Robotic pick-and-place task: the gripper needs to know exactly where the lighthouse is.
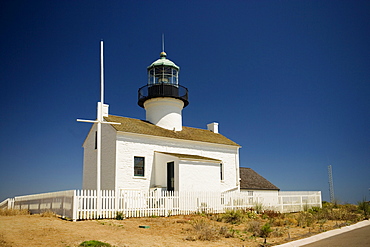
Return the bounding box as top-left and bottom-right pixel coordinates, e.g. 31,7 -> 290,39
138,51 -> 189,131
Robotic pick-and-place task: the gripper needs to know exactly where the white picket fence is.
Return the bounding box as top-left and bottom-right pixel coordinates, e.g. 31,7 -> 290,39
0,190 -> 321,221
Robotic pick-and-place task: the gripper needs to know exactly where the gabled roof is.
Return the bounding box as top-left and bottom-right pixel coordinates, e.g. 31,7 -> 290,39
104,115 -> 240,147
156,151 -> 221,163
239,167 -> 279,191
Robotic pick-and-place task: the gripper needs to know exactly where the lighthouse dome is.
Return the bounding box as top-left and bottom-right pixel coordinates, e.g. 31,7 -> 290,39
147,52 -> 179,70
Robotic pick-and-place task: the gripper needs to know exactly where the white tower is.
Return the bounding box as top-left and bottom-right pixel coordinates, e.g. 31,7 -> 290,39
138,51 -> 189,131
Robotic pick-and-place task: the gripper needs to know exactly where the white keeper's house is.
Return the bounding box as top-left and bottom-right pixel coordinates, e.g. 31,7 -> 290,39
82,50 -> 277,195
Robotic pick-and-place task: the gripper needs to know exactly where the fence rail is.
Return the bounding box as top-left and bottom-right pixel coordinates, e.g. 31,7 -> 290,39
0,190 -> 321,221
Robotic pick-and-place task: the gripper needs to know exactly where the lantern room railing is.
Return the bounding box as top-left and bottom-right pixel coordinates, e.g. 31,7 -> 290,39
138,84 -> 189,108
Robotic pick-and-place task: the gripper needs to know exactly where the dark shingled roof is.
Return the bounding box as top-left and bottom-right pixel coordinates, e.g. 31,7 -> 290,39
239,167 -> 279,190
104,115 -> 240,146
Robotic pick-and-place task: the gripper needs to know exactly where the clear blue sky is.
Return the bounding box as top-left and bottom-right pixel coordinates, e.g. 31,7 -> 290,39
0,1 -> 369,204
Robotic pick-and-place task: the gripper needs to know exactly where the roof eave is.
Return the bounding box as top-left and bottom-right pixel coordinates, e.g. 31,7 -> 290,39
241,188 -> 280,191
115,129 -> 241,148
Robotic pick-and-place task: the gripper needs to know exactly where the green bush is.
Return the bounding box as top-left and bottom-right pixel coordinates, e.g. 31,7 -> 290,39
253,203 -> 263,214
308,206 -> 321,214
79,240 -> 112,247
358,199 -> 370,220
115,211 -> 125,220
260,223 -> 273,245
219,210 -> 246,224
297,212 -> 314,227
244,209 -> 258,219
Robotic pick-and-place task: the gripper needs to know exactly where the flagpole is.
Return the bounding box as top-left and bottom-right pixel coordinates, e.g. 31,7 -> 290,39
77,41 -> 120,219
100,41 -> 104,104
96,41 -> 104,218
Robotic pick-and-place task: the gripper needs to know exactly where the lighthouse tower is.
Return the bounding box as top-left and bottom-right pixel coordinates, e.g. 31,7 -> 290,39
138,51 -> 189,131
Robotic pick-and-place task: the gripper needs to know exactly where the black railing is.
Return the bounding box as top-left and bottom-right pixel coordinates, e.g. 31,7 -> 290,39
138,84 -> 189,108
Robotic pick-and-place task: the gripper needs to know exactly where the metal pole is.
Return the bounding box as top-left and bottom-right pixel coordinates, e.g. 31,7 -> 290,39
328,165 -> 335,203
96,41 -> 105,218
100,41 -> 104,104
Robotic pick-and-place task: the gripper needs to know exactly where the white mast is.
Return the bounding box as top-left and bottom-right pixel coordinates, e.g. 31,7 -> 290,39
77,40 -> 120,218
100,41 -> 104,104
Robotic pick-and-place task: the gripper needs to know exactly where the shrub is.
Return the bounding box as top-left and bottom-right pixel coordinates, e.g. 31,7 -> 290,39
286,217 -> 298,226
253,202 -> 263,214
343,204 -> 358,213
329,208 -> 352,221
219,226 -> 230,237
271,218 -> 284,227
263,210 -> 280,219
115,211 -> 125,220
260,223 -> 273,244
308,206 -> 321,214
79,240 -> 112,247
221,227 -> 238,239
186,218 -> 221,241
358,199 -> 370,220
219,210 -> 246,224
271,227 -> 285,237
244,209 -> 258,219
297,212 -> 314,227
246,220 -> 262,236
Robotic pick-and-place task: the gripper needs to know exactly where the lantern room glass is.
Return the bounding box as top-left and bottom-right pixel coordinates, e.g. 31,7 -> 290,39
148,66 -> 178,87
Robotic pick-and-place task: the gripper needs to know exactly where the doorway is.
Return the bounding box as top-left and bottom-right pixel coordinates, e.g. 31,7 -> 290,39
167,162 -> 174,191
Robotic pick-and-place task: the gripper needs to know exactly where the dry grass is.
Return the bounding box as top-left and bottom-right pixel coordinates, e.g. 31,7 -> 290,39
39,210 -> 58,217
186,218 -> 223,241
216,209 -> 246,224
0,234 -> 12,247
0,208 -> 29,216
0,202 -> 367,247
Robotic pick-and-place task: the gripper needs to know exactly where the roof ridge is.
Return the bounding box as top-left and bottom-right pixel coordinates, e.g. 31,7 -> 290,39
104,115 -> 240,147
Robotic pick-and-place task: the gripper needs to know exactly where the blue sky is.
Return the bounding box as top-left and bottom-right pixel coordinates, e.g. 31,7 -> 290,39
0,0 -> 369,204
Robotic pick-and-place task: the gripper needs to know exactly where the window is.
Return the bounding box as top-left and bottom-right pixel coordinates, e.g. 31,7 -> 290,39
94,131 -> 97,149
220,163 -> 224,180
134,157 -> 145,177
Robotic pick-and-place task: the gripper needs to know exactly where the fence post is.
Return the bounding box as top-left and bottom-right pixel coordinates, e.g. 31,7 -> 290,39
8,198 -> 14,209
72,190 -> 78,222
165,191 -> 169,217
115,189 -> 119,218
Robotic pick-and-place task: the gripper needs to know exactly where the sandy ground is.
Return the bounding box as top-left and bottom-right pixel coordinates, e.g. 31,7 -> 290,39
0,214 -> 343,247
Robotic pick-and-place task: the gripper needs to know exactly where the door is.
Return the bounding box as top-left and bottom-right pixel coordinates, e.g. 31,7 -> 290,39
167,162 -> 174,191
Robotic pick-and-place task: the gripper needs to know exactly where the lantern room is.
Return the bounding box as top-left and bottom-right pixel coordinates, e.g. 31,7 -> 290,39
138,52 -> 189,108
148,51 -> 179,86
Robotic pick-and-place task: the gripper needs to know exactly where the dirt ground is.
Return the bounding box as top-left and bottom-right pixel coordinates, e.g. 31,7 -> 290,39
0,214 -> 344,247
